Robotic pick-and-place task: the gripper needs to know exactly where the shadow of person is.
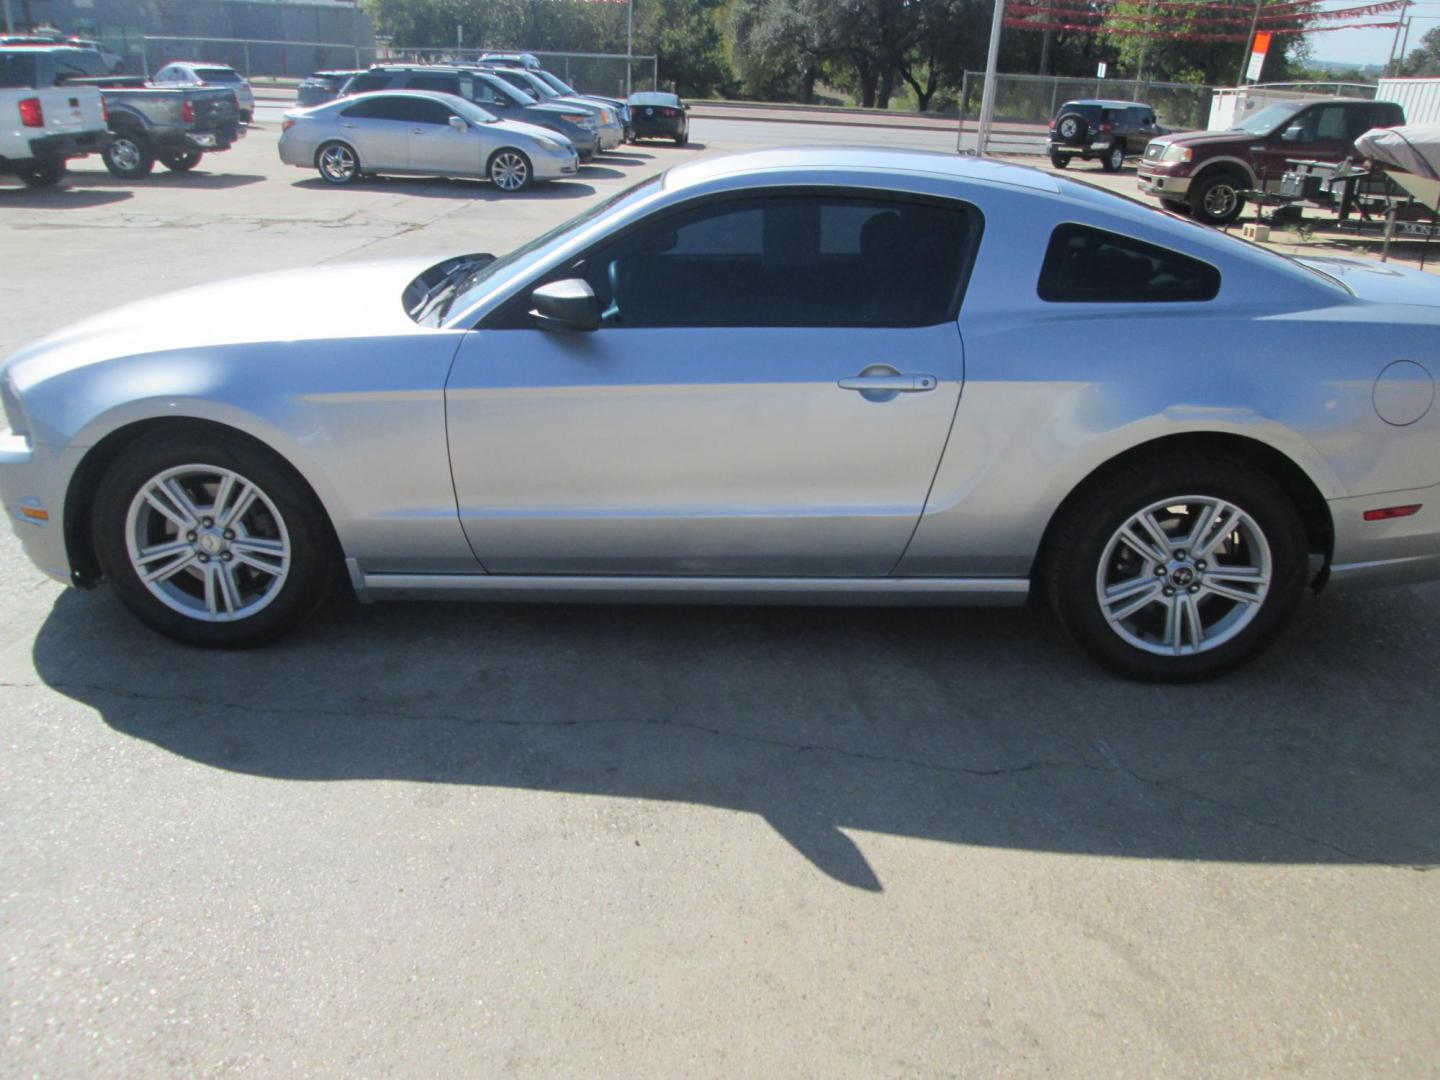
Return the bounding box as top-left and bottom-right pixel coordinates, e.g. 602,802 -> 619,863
28,582 -> 1440,889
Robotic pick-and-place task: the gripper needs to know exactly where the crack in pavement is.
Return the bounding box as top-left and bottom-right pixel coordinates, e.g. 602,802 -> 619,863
1,677 -> 1430,870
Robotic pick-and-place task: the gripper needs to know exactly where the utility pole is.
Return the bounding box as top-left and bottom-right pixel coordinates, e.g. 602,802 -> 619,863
1,0 -> 12,35
1237,0 -> 1263,85
1388,13 -> 1407,73
975,0 -> 1006,156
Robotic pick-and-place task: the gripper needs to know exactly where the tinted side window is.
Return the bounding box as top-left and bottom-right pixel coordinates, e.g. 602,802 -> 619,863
406,97 -> 455,125
1038,224 -> 1219,303
576,195 -> 976,329
405,73 -> 458,94
346,73 -> 390,94
341,96 -> 410,121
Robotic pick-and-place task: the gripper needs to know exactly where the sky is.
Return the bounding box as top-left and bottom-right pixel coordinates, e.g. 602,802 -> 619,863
1306,0 -> 1440,66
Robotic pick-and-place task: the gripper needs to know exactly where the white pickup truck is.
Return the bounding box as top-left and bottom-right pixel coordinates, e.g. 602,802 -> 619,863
1,47 -> 110,187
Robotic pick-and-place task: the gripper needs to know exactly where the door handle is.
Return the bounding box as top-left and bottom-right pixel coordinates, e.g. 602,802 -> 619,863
837,373 -> 938,392
411,127 -> 426,134
341,122 -> 357,128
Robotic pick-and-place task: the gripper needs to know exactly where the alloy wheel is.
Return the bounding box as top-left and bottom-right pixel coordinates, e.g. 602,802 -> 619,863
1095,495 -> 1272,657
319,144 -> 356,182
124,464 -> 292,622
490,151 -> 529,191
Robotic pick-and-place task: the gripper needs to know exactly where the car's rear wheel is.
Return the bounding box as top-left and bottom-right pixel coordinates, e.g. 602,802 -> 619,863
92,429 -> 336,647
160,151 -> 203,172
1102,142 -> 1126,172
1160,197 -> 1191,215
1191,172 -> 1246,226
16,159 -> 65,187
1047,455 -> 1307,681
1049,150 -> 1071,169
674,132 -> 687,145
488,148 -> 532,192
104,132 -> 155,179
316,141 -> 361,185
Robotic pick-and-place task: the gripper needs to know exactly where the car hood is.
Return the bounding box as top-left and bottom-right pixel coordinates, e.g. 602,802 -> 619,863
1150,129 -> 1255,148
3,256 -> 441,392
529,101 -> 590,119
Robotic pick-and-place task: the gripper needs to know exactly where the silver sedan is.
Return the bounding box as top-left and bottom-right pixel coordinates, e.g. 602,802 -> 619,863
2,148 -> 1438,680
278,90 -> 579,192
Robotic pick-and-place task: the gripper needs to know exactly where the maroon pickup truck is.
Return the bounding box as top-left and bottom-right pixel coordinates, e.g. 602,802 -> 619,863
1137,98 -> 1405,226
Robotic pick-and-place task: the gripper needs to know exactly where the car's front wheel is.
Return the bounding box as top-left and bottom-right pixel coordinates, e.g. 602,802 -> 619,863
1047,454 -> 1308,681
1191,171 -> 1246,226
1160,198 -> 1191,215
104,132 -> 155,179
92,428 -> 336,647
488,148 -> 532,192
1102,142 -> 1126,172
316,141 -> 362,185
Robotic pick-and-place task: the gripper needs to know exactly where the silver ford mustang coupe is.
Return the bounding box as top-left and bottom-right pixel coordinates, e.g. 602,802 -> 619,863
2,148 -> 1437,680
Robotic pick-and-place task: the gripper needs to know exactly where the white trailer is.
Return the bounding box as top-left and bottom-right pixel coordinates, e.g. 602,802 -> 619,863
1375,78 -> 1440,125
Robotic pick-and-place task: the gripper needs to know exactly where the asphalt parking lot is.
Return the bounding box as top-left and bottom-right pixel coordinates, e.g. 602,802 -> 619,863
2,112 -> 1438,1077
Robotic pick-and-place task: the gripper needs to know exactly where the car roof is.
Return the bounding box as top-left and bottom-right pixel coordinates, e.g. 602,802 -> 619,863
332,89 -> 470,106
663,147 -> 1062,196
1061,99 -> 1150,109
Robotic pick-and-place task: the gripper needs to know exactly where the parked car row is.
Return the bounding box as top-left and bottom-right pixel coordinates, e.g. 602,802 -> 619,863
279,60 -> 692,193
1050,94 -> 1411,227
1,46 -> 253,186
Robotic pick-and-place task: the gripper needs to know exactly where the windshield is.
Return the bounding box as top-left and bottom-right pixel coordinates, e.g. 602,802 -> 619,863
1231,101 -> 1305,135
440,175 -> 663,326
452,96 -> 498,124
539,71 -> 575,96
490,77 -> 536,106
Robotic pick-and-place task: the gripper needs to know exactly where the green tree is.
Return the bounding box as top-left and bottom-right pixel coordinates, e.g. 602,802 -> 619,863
1401,26 -> 1440,76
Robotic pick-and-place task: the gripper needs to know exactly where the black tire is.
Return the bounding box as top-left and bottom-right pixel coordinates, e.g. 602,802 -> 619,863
91,427 -> 337,648
1055,111 -> 1089,147
103,132 -> 155,179
488,148 -> 533,192
1160,198 -> 1191,216
16,159 -> 65,187
1191,171 -> 1246,227
674,131 -> 687,145
315,141 -> 362,185
159,150 -> 203,172
1049,149 -> 1071,169
1101,141 -> 1126,173
1045,452 -> 1308,682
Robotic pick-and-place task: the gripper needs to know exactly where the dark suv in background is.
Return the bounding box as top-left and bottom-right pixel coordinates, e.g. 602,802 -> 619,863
1049,99 -> 1166,173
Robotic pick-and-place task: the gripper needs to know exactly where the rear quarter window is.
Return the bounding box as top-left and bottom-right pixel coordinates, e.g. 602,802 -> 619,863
1039,223 -> 1220,303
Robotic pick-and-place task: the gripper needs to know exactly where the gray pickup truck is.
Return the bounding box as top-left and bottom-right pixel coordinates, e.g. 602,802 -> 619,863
22,46 -> 244,178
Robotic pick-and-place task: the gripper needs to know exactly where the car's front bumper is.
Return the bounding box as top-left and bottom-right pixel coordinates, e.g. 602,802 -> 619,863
532,144 -> 580,180
1137,165 -> 1192,198
0,430 -> 72,585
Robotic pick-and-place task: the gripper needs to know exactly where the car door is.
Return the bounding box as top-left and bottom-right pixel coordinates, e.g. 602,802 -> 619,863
401,96 -> 478,176
445,191 -> 976,577
1254,103 -> 1354,189
336,96 -> 412,169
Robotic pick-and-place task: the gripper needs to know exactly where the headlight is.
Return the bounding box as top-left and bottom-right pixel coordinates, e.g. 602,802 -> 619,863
1161,144 -> 1193,163
559,112 -> 595,129
535,136 -> 565,152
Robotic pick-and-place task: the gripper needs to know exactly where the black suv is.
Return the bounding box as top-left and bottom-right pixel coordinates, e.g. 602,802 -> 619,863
1049,99 -> 1166,172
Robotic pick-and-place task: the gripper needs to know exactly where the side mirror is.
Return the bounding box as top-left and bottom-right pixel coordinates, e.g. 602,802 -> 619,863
531,278 -> 600,333
448,115 -> 467,131
1281,125 -> 1302,142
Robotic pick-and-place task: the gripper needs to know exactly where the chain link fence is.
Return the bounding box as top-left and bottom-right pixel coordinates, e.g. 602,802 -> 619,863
956,72 -> 1215,155
141,37 -> 656,98
144,35 -> 376,78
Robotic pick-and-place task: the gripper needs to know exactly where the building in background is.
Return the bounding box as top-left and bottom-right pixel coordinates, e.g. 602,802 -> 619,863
4,0 -> 375,76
